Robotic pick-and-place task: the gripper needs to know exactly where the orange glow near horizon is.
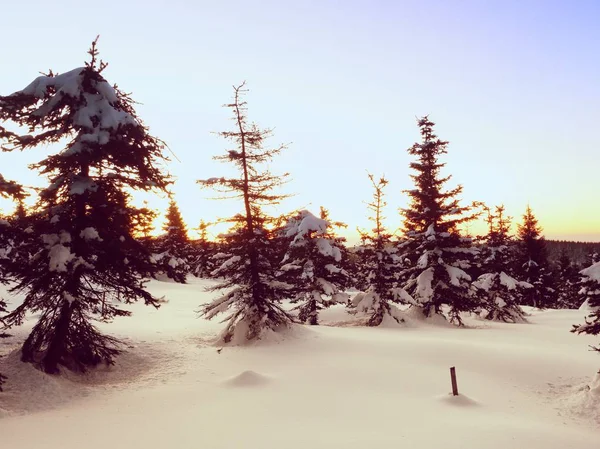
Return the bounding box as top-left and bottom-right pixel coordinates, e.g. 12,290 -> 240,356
1,156 -> 599,246
0,2 -> 598,244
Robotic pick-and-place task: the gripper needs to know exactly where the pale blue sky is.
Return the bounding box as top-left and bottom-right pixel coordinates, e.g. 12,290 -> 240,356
1,0 -> 599,241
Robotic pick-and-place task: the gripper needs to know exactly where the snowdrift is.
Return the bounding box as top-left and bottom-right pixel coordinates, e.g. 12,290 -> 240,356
1,279 -> 599,449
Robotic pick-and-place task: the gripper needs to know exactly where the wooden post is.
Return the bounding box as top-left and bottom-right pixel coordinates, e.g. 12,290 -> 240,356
450,366 -> 459,396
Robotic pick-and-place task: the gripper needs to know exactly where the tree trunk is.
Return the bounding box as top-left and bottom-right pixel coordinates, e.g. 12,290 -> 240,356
42,300 -> 75,374
308,296 -> 318,325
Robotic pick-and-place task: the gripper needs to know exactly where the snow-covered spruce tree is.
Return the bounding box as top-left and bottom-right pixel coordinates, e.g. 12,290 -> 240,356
0,173 -> 27,265
190,220 -> 216,278
0,174 -> 26,280
555,250 -> 581,309
151,198 -> 190,283
514,206 -> 555,308
586,251 -> 600,267
0,298 -> 7,390
399,116 -> 479,325
350,174 -> 409,325
0,175 -> 25,390
197,82 -> 293,343
279,209 -> 349,325
269,212 -> 300,271
473,205 -> 529,322
571,262 -> 600,350
343,247 -> 364,291
317,206 -> 352,277
0,39 -> 171,374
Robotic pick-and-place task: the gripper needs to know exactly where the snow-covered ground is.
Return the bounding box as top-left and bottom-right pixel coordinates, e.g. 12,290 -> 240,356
1,277 -> 599,448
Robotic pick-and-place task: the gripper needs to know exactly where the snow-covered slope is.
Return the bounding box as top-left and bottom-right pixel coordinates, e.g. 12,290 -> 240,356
1,277 -> 599,448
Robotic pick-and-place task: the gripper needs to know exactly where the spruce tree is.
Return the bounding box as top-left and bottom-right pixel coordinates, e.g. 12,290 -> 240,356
555,249 -> 580,309
0,298 -> 7,390
473,205 -> 529,322
350,174 -> 409,325
134,201 -> 157,240
190,220 -> 216,278
515,206 -> 555,308
0,39 -> 171,374
197,82 -> 293,343
279,209 -> 349,325
584,251 -> 600,268
571,262 -> 600,350
0,174 -> 24,390
0,175 -> 26,271
269,213 -> 297,269
400,116 -> 478,325
151,198 -> 189,283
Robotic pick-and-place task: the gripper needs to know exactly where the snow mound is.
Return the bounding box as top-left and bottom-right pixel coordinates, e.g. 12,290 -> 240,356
402,305 -> 454,327
0,342 -> 183,416
0,350 -> 89,415
377,310 -> 408,328
553,373 -> 600,425
223,370 -> 271,387
437,393 -> 480,407
589,372 -> 600,396
212,321 -> 311,347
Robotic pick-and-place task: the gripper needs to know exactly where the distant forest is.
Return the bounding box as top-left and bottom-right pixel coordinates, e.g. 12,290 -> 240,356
546,241 -> 600,266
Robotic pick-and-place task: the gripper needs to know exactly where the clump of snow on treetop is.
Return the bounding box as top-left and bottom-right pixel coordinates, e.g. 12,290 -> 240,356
16,67 -> 137,157
20,67 -> 85,99
284,210 -> 341,262
285,210 -> 328,241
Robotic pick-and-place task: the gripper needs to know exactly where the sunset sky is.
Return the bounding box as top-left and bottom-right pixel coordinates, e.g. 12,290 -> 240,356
0,0 -> 598,242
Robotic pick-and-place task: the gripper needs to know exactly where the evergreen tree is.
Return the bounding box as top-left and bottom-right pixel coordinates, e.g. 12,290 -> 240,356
279,209 -> 349,325
0,39 -> 171,374
134,201 -> 157,240
0,174 -> 24,390
269,212 -> 298,271
0,174 -> 25,201
585,251 -> 600,266
151,198 -> 189,283
0,175 -> 26,270
473,205 -> 529,322
515,206 -> 555,308
14,198 -> 27,221
197,82 -> 293,343
399,116 -> 479,325
133,202 -> 158,268
350,174 -> 409,325
163,198 -> 188,242
555,249 -> 580,309
571,262 -> 600,350
190,220 -> 216,278
0,298 -> 7,391
341,246 -> 363,291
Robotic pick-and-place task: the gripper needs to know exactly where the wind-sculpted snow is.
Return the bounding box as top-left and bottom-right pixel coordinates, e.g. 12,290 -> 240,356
1,279 -> 599,449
